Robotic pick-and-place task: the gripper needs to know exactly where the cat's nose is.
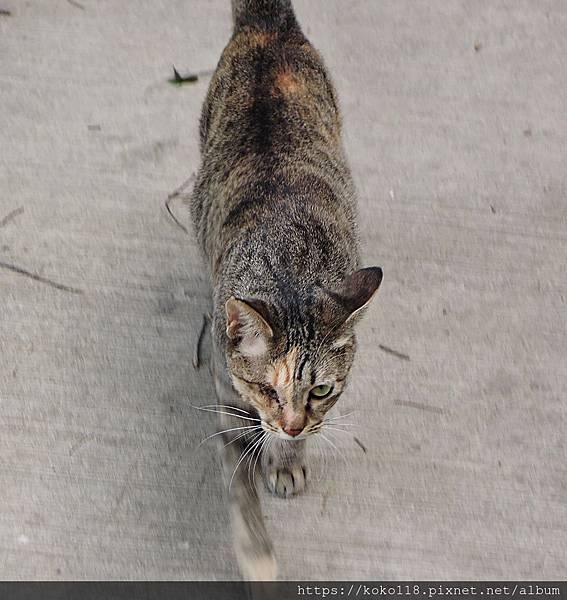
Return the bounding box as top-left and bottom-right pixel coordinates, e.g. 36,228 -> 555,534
281,405 -> 306,437
283,424 -> 304,437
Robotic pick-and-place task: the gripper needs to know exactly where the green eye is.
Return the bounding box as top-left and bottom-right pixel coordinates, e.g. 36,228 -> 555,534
310,384 -> 333,398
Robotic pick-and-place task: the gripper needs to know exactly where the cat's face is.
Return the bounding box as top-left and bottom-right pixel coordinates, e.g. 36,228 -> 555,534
224,267 -> 382,439
228,328 -> 356,440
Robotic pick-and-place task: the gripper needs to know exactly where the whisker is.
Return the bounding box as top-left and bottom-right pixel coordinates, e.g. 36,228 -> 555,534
322,425 -> 357,435
317,433 -> 338,468
229,432 -> 265,492
228,430 -> 263,490
197,404 -> 252,416
189,404 -> 261,422
246,434 -> 263,486
311,435 -> 327,483
249,431 -> 271,487
261,435 -> 276,487
319,432 -> 347,465
323,429 -> 351,465
198,424 -> 261,448
243,432 -> 268,489
310,420 -> 357,433
323,426 -> 368,457
223,428 -> 258,448
251,435 -> 266,487
326,411 -> 356,421
262,423 -> 278,434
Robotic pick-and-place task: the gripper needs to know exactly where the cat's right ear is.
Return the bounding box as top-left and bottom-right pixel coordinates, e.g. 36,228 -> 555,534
325,267 -> 383,326
225,297 -> 273,357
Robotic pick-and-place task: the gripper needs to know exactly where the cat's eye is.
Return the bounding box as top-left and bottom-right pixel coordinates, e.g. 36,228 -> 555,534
310,384 -> 333,399
260,384 -> 280,404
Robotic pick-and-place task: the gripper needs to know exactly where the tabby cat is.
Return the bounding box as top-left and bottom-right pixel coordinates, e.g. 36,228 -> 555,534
190,0 -> 383,580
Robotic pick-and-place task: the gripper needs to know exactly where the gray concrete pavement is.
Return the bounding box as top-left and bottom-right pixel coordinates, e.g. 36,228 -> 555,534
1,0 -> 566,580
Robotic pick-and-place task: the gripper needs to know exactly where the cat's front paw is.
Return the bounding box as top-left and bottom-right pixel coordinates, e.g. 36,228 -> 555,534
264,464 -> 307,498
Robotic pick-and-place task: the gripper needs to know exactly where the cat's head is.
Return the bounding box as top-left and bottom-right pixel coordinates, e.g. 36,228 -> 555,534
224,267 -> 383,439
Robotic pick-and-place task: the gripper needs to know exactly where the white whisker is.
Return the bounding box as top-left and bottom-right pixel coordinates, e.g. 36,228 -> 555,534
197,404 -> 252,416
327,411 -> 355,421
323,429 -> 351,465
322,425 -> 356,435
189,404 -> 261,422
244,432 -> 268,488
312,435 -> 328,483
229,431 -> 265,492
262,436 -> 277,485
223,428 -> 258,447
228,430 -> 263,490
198,424 -> 261,448
317,433 -> 338,467
250,432 -> 272,487
319,432 -> 347,465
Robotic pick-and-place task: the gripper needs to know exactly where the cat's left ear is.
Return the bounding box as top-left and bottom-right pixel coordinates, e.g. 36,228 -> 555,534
225,297 -> 274,357
329,267 -> 383,326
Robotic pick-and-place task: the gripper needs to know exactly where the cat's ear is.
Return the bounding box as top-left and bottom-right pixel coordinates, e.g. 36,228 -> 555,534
225,297 -> 274,357
328,267 -> 383,326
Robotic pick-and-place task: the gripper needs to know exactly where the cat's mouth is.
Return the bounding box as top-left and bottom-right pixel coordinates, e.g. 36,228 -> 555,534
261,421 -> 301,440
261,420 -> 318,441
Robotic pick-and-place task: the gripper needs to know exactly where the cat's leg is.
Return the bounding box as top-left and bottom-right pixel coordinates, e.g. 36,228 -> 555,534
212,357 -> 277,581
261,438 -> 307,498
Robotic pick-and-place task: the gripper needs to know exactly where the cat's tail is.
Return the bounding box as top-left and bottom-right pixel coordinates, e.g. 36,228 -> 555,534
231,0 -> 298,32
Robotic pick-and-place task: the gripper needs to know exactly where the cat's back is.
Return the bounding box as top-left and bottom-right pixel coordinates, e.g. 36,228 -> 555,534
192,0 -> 358,281
200,2 -> 340,154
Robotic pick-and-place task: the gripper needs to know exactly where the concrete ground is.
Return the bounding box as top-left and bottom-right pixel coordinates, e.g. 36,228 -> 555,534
1,0 -> 566,581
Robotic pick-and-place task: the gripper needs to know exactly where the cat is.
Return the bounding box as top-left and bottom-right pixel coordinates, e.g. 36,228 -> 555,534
190,0 -> 383,580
